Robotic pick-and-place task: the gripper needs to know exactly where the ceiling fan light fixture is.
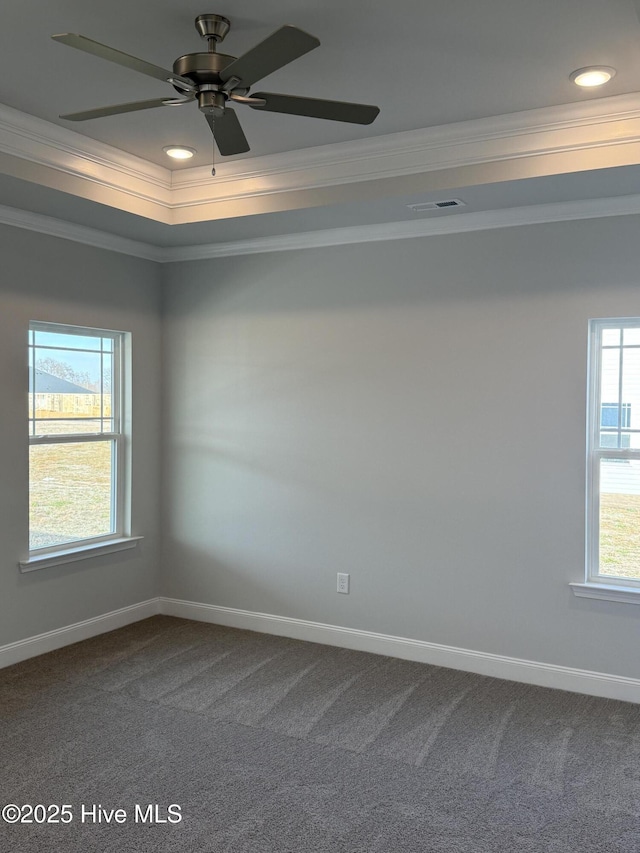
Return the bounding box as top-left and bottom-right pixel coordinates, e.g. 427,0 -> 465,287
570,66 -> 616,88
163,145 -> 197,160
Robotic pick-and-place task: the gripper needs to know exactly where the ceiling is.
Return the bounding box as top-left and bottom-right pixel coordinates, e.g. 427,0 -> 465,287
2,0 -> 640,250
5,0 -> 640,166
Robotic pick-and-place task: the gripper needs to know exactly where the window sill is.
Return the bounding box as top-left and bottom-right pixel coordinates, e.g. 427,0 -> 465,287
19,536 -> 144,573
570,581 -> 640,605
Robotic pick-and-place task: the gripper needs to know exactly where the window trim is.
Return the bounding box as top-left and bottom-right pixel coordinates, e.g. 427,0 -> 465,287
24,321 -> 139,568
19,536 -> 143,573
584,317 -> 640,592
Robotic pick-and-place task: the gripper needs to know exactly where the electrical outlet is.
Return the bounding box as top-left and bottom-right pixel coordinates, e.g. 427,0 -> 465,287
337,572 -> 350,594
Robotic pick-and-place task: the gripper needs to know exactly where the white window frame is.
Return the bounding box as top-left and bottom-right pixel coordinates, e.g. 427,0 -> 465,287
577,318 -> 640,600
20,321 -> 140,572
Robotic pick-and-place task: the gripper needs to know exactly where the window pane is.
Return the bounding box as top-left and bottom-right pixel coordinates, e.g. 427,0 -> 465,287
602,328 -> 621,347
33,419 -> 103,436
31,346 -> 105,433
103,350 -> 113,422
599,458 -> 640,580
32,330 -> 103,351
623,327 -> 640,346
599,347 -> 621,448
31,394 -> 102,432
622,347 -> 640,431
600,347 -> 619,401
33,347 -> 99,392
28,348 -> 34,422
29,441 -> 114,550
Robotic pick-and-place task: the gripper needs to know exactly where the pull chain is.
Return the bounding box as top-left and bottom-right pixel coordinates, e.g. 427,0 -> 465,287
211,119 -> 216,176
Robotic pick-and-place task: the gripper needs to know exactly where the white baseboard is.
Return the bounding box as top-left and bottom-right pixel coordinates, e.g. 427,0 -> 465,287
0,598 -> 161,669
160,597 -> 640,704
3,595 -> 638,704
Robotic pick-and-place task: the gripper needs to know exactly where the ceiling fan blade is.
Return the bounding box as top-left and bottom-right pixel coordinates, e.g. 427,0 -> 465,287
52,33 -> 194,91
205,108 -> 250,155
219,25 -> 319,89
250,92 -> 380,125
60,97 -> 185,121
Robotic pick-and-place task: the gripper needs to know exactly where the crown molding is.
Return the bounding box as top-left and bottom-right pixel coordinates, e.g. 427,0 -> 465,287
2,93 -> 640,225
158,193 -> 640,262
0,203 -> 163,261
0,103 -> 170,192
170,91 -> 640,195
0,103 -> 168,185
167,92 -> 640,222
0,190 -> 640,263
3,192 -> 640,264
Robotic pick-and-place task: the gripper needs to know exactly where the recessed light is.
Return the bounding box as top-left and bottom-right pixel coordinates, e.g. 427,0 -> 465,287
570,66 -> 616,88
162,146 -> 197,160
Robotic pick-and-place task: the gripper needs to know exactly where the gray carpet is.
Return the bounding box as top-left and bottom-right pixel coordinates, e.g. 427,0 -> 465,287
1,616 -> 639,852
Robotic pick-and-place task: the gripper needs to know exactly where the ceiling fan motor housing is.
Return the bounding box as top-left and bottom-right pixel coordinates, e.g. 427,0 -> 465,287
173,14 -> 239,105
173,51 -> 234,88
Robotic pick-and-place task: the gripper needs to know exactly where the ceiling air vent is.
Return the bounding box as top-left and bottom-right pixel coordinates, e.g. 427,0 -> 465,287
406,199 -> 466,213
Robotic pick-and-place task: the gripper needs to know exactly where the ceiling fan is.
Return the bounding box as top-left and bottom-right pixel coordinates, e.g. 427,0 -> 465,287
52,14 -> 380,168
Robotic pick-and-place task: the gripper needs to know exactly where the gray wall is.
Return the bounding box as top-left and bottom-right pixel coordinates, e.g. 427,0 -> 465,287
0,225 -> 161,645
162,217 -> 640,679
